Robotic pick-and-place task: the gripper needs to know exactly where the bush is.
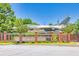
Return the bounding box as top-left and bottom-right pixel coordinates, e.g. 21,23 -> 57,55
53,34 -> 58,42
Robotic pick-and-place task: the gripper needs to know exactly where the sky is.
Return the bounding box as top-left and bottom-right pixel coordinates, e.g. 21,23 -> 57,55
10,3 -> 79,25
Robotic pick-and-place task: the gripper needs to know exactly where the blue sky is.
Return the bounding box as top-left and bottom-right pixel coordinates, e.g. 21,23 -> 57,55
10,3 -> 79,25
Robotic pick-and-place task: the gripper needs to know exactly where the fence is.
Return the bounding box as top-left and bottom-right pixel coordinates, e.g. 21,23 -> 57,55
0,31 -> 79,43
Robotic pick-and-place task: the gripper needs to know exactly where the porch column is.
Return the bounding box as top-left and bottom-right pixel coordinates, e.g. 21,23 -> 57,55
4,31 -> 7,43
68,33 -> 71,42
35,32 -> 38,43
50,32 -> 53,42
58,32 -> 63,42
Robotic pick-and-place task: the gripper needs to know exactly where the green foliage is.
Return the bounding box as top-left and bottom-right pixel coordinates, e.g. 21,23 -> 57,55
22,18 -> 38,25
53,34 -> 58,42
32,22 -> 38,25
0,3 -> 38,33
74,19 -> 79,34
23,18 -> 32,24
63,24 -> 75,33
0,3 -> 15,22
0,3 -> 16,32
14,18 -> 28,33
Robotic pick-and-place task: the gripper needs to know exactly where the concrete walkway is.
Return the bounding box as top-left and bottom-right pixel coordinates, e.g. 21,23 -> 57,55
0,45 -> 79,56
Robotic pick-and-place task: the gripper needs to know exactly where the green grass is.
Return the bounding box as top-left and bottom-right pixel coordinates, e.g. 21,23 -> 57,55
0,42 -> 14,45
0,41 -> 78,45
23,42 -> 77,45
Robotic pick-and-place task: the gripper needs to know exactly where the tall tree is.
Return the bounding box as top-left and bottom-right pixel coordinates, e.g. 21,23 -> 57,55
23,18 -> 32,24
23,18 -> 38,25
14,18 -> 28,33
49,23 -> 53,25
60,16 -> 70,25
14,18 -> 28,42
32,22 -> 38,25
0,3 -> 16,32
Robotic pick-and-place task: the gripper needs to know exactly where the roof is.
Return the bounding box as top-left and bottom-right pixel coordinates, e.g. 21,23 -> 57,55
28,25 -> 66,29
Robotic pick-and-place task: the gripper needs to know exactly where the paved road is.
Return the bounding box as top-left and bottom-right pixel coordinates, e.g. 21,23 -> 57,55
0,45 -> 79,56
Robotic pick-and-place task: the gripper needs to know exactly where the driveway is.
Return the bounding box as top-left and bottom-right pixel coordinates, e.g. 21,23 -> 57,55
0,45 -> 79,56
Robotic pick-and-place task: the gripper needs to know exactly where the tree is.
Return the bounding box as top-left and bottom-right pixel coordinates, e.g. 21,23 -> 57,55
22,18 -> 38,25
14,18 -> 28,42
23,18 -> 32,24
32,22 -> 39,25
14,18 -> 28,33
63,24 -> 75,33
60,16 -> 70,25
74,19 -> 79,34
0,3 -> 16,32
49,23 -> 53,25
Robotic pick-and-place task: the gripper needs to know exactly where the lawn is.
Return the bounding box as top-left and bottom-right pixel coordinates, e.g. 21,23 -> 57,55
23,42 -> 77,45
0,42 -> 14,45
0,41 -> 78,45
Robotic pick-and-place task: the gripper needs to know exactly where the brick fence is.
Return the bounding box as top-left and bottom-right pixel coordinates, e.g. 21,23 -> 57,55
0,31 -> 79,43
